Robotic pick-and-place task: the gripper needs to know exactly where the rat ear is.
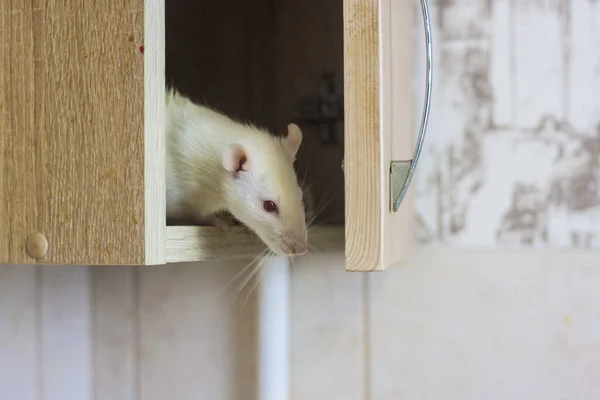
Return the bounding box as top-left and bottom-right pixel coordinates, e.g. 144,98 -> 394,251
282,123 -> 303,160
222,143 -> 251,173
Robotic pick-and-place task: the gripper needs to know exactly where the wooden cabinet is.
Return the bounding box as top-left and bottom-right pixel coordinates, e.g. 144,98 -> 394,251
0,0 -> 418,271
344,0 -> 416,271
1,0 -> 165,265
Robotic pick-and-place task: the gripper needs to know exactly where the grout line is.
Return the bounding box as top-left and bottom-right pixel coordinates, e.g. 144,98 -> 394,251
88,267 -> 96,400
134,267 -> 141,400
362,273 -> 371,400
36,266 -> 43,400
289,262 -> 295,400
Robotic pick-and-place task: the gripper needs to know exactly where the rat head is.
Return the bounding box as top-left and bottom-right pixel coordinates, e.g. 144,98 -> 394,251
221,123 -> 308,256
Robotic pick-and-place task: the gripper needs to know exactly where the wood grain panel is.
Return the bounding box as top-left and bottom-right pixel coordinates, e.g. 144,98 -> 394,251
344,0 -> 415,271
344,0 -> 382,271
0,0 -> 165,265
0,0 -> 36,263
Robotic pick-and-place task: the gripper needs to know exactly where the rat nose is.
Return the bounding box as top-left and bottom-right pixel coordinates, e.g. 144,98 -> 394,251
290,242 -> 307,256
283,237 -> 307,256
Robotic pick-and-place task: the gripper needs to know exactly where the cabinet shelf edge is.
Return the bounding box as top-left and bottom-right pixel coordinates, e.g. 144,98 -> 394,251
165,225 -> 345,264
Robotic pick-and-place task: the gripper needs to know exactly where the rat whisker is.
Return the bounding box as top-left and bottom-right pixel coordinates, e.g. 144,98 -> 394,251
301,250 -> 317,264
240,249 -> 278,306
307,224 -> 324,234
307,242 -> 323,253
305,198 -> 335,256
241,252 -> 273,307
220,248 -> 268,293
235,256 -> 265,302
299,147 -> 312,189
306,196 -> 334,227
307,200 -> 332,225
230,249 -> 269,300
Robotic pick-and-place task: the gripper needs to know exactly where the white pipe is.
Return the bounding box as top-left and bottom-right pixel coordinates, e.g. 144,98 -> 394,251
257,256 -> 291,400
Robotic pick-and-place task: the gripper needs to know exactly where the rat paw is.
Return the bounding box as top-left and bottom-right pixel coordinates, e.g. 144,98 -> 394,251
211,213 -> 238,232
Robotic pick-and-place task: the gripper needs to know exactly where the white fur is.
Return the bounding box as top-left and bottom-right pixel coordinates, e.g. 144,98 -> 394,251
165,88 -> 308,256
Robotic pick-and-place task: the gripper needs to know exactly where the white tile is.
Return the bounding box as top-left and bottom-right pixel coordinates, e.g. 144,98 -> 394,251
567,0 -> 600,132
291,253 -> 365,400
514,0 -> 565,127
93,266 -> 137,400
368,250 -> 600,400
41,266 -> 92,400
0,265 -> 38,400
490,0 -> 513,127
138,260 -> 257,400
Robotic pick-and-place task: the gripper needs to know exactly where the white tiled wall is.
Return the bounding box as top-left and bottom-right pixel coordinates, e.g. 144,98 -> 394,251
2,252 -> 600,400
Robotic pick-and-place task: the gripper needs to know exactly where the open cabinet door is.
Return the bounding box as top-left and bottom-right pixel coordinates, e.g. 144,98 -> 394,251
0,0 -> 165,265
344,0 -> 428,271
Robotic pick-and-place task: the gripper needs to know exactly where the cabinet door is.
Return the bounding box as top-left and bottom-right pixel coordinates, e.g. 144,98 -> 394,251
0,0 -> 165,265
344,0 -> 415,271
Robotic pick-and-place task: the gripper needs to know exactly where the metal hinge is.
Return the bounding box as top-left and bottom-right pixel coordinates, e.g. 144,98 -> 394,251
390,160 -> 412,212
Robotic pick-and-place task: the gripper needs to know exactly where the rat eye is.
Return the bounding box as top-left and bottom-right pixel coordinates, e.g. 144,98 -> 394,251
262,200 -> 278,214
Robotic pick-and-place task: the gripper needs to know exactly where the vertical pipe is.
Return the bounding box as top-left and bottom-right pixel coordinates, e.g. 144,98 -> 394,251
257,256 -> 291,400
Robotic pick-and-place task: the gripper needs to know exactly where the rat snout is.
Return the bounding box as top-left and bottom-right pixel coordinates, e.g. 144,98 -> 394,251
288,241 -> 307,256
280,235 -> 307,256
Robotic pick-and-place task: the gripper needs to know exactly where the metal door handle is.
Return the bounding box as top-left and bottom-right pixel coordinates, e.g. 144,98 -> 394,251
390,0 -> 433,212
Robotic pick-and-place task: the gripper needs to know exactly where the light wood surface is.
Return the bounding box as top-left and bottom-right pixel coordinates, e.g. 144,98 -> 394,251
343,0 -> 414,271
144,0 -> 167,264
166,226 -> 345,263
383,0 -> 415,267
0,0 -> 165,265
344,0 -> 381,271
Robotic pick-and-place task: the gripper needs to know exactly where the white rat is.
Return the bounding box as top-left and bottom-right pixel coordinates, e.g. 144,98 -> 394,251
165,88 -> 308,256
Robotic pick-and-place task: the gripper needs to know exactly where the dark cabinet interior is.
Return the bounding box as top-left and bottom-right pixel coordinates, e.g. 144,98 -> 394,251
166,0 -> 345,226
